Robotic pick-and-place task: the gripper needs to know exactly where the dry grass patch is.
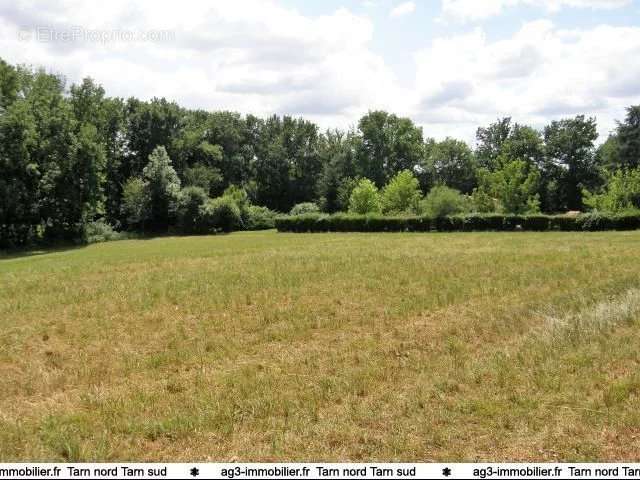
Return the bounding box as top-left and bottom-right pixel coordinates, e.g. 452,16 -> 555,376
1,231 -> 640,460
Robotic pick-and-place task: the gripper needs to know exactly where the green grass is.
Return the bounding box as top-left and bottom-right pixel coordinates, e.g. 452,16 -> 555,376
2,230 -> 640,461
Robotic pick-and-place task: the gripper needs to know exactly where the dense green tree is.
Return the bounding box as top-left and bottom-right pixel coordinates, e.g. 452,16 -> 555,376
121,177 -> 149,228
476,118 -> 544,171
0,95 -> 39,246
317,130 -> 358,212
357,111 -> 424,187
583,168 -> 640,213
475,159 -> 541,214
0,59 -> 20,110
205,111 -> 255,186
616,106 -> 640,170
475,117 -> 512,170
380,169 -> 422,214
125,97 -> 182,179
348,178 -> 381,214
5,56 -> 640,246
543,115 -> 599,210
176,186 -> 209,234
252,115 -> 322,211
421,185 -> 469,217
140,146 -> 181,231
426,138 -> 477,193
183,163 -> 224,197
254,126 -> 290,211
502,124 -> 544,169
596,135 -> 621,173
200,196 -> 242,232
284,117 -> 321,206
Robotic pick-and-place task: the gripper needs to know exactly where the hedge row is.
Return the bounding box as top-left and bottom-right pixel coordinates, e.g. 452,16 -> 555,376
275,212 -> 640,233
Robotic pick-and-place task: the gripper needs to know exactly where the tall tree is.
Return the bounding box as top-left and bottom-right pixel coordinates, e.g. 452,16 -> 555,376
616,105 -> 640,170
125,97 -> 182,179
317,130 -> 358,212
596,134 -> 621,173
357,111 -> 424,187
475,159 -> 541,214
0,59 -> 19,110
475,117 -> 512,170
426,138 -> 477,193
543,115 -> 599,210
283,116 -> 321,206
0,93 -> 39,246
141,146 -> 181,231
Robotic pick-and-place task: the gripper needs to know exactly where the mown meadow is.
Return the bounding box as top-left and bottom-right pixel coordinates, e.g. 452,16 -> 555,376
2,230 -> 640,461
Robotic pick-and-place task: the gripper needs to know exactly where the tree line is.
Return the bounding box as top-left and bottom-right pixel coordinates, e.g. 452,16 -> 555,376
1,57 -> 640,247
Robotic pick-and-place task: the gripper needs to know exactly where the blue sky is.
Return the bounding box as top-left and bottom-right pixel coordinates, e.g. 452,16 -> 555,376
1,0 -> 639,142
284,0 -> 640,86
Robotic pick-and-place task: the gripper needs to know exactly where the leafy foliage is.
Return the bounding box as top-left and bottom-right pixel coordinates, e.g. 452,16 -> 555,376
425,138 -> 477,194
290,202 -> 320,216
245,205 -> 278,230
82,219 -> 126,244
421,185 -> 469,218
200,196 -> 242,233
183,163 -> 223,197
121,177 -> 149,228
348,179 -> 381,215
277,212 -> 640,233
2,56 -> 640,247
141,146 -> 181,231
583,169 -> 640,213
616,106 -> 640,170
475,159 -> 541,214
380,170 -> 422,214
176,186 -> 209,234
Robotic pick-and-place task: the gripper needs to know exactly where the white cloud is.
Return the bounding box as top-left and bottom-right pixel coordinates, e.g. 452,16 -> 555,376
441,0 -> 631,22
412,20 -> 640,142
0,0 -> 638,144
390,1 -> 416,18
0,0 -> 407,128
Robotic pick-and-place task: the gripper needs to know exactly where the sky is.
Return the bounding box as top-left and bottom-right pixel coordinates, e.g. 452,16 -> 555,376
1,0 -> 639,144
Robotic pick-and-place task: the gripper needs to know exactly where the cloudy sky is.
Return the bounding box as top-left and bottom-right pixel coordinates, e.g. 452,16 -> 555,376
1,0 -> 639,143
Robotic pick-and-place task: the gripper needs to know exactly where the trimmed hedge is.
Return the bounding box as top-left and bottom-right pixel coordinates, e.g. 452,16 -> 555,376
275,212 -> 640,233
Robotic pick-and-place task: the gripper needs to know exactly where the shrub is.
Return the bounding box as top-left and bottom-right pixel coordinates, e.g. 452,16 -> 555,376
348,179 -> 381,214
200,196 -> 243,233
614,212 -> 640,230
462,214 -> 506,231
470,188 -> 496,213
245,205 -> 278,230
176,186 -> 209,234
222,185 -> 249,209
475,159 -> 541,214
583,168 -> 640,213
337,177 -> 359,212
0,224 -> 39,249
121,177 -> 150,228
275,212 -> 640,233
521,215 -> 551,231
290,202 -> 320,216
578,212 -> 616,231
549,215 -> 580,231
421,186 -> 469,218
221,185 -> 252,225
82,220 -> 125,244
381,170 -> 422,215
183,163 -> 223,196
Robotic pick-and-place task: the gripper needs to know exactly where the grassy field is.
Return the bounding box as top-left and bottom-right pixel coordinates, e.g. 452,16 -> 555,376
2,230 -> 640,462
